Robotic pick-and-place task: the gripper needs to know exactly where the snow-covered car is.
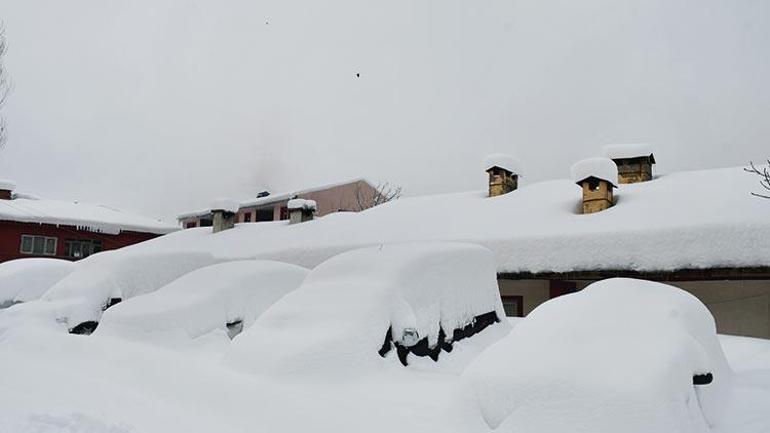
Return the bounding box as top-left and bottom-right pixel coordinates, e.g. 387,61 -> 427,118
95,260 -> 309,342
0,250 -> 217,335
226,242 -> 510,377
0,258 -> 74,308
462,278 -> 733,433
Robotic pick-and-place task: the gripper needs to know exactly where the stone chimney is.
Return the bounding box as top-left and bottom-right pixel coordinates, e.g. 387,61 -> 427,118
288,198 -> 316,224
603,143 -> 655,184
484,154 -> 520,197
571,157 -> 618,214
0,179 -> 16,200
210,199 -> 239,233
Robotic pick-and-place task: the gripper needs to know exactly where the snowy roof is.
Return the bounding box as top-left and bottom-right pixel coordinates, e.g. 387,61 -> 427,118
133,166 -> 770,274
0,179 -> 16,191
484,153 -> 521,174
0,196 -> 178,235
603,143 -> 656,162
177,178 -> 370,220
571,157 -> 619,187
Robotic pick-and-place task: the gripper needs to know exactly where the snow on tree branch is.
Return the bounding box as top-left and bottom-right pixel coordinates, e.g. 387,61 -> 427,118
744,160 -> 770,199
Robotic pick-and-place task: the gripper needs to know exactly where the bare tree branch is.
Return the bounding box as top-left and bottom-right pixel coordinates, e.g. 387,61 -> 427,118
745,160 -> 770,198
353,182 -> 402,211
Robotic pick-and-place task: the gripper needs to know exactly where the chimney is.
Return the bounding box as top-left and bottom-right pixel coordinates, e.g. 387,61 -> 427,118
287,198 -> 316,224
602,143 -> 655,184
484,154 -> 520,197
0,179 -> 15,200
210,199 -> 239,233
571,157 -> 618,214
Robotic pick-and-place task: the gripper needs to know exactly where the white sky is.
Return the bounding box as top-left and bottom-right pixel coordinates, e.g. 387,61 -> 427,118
1,0 -> 769,223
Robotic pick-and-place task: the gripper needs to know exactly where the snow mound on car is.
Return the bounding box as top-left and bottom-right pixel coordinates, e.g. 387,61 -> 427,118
0,258 -> 75,307
96,260 -> 308,342
463,278 -> 732,433
42,250 -> 217,330
226,242 -> 509,378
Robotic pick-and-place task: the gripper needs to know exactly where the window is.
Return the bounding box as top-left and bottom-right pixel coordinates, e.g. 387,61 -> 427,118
65,239 -> 103,259
501,295 -> 523,317
255,208 -> 273,222
20,235 -> 58,256
279,206 -> 289,220
185,221 -> 197,229
243,212 -> 252,223
199,218 -> 213,227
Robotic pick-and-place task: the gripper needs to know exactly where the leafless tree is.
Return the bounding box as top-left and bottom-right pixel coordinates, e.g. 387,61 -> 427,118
353,182 -> 402,211
0,22 -> 9,149
745,160 -> 770,199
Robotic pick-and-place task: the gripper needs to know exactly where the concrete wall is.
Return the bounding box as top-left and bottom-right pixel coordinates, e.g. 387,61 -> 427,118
497,277 -> 770,339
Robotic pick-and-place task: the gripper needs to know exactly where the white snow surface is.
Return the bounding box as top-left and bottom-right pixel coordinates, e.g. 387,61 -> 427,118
0,196 -> 177,235
118,166 -> 770,274
0,275 -> 768,433
96,260 -> 308,342
209,198 -> 240,214
484,153 -> 521,174
0,258 -> 75,306
39,250 -> 218,329
287,198 -> 317,211
0,178 -> 16,191
603,142 -> 655,160
570,156 -> 619,186
463,278 -> 732,433
226,242 -> 509,378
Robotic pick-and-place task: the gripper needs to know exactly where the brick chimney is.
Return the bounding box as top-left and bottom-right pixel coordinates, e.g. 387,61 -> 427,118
288,198 -> 316,224
0,179 -> 15,200
210,199 -> 239,233
603,143 -> 655,184
571,158 -> 618,214
484,154 -> 520,197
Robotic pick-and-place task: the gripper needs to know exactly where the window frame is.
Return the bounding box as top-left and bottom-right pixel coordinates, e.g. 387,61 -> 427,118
64,239 -> 104,259
20,235 -> 58,256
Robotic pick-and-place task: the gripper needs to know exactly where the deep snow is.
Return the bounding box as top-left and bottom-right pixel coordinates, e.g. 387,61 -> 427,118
0,278 -> 768,433
109,166 -> 770,274
463,278 -> 732,433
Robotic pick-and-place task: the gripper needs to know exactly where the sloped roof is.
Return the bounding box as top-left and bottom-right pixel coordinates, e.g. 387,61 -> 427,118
139,166 -> 769,274
177,178 -> 371,220
0,196 -> 178,235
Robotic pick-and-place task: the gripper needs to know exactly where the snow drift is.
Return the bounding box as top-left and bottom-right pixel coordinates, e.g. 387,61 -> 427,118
96,260 -> 309,342
463,278 -> 732,433
0,258 -> 74,307
226,242 -> 509,377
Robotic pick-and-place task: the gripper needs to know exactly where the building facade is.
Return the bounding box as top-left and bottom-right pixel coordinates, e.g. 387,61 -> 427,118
0,181 -> 177,263
178,179 -> 378,228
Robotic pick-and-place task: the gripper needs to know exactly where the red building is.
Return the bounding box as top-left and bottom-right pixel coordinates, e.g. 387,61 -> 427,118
0,180 -> 177,263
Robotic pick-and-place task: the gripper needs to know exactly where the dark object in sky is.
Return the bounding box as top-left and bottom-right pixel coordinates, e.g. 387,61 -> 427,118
356,73 -> 360,78
257,191 -> 270,198
693,373 -> 713,385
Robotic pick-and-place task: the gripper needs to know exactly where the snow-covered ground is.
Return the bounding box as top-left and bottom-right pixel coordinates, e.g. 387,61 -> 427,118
0,244 -> 768,433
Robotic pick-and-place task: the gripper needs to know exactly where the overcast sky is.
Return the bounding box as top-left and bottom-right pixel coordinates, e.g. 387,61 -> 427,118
0,0 -> 769,223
